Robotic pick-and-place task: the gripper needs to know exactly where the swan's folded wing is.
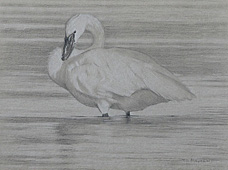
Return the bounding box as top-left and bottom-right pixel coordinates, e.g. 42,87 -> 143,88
65,51 -> 195,101
129,59 -> 195,101
95,58 -> 148,98
98,56 -> 195,101
65,55 -> 148,99
65,62 -> 102,96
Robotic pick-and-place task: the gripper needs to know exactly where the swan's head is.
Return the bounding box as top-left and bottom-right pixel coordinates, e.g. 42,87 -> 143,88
62,14 -> 87,61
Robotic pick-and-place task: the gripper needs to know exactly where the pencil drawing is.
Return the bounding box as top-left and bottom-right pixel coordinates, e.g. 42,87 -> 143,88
1,0 -> 227,169
48,14 -> 195,117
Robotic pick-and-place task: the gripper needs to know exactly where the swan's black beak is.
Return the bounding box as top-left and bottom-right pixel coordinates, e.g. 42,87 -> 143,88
62,33 -> 75,61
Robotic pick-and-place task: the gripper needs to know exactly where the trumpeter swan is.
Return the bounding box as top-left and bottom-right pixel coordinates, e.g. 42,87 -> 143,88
48,14 -> 195,117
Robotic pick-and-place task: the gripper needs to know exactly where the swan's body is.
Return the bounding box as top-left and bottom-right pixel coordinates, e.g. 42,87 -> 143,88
48,14 -> 195,116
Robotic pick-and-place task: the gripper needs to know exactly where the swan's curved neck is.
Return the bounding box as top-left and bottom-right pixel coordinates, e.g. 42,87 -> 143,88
66,15 -> 105,58
84,15 -> 105,50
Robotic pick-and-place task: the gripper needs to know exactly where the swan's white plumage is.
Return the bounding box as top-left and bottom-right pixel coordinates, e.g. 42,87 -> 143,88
65,48 -> 194,101
48,14 -> 195,115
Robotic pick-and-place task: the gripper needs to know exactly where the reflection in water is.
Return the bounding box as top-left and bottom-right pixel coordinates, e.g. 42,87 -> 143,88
1,115 -> 227,169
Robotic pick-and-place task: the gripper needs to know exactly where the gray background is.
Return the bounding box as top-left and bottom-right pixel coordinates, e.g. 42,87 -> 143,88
0,0 -> 228,169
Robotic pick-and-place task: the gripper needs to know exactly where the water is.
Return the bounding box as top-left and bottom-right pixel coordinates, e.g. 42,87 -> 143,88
0,0 -> 228,169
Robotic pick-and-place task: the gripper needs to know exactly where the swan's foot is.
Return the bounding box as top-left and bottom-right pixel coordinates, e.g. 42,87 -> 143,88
102,113 -> 109,117
126,111 -> 130,117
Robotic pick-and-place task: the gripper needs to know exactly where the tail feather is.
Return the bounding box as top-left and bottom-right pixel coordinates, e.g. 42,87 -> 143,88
131,62 -> 196,101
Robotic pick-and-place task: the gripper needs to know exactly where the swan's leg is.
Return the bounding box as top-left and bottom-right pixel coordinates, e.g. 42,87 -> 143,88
126,111 -> 130,117
102,113 -> 109,117
97,100 -> 110,117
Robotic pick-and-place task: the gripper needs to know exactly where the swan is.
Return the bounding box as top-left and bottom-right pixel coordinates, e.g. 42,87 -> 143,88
48,14 -> 195,117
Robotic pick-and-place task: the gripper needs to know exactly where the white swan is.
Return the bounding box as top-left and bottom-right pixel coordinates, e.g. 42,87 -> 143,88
48,14 -> 195,117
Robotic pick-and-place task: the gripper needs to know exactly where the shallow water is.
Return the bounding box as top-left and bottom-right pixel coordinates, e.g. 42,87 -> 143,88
0,0 -> 228,169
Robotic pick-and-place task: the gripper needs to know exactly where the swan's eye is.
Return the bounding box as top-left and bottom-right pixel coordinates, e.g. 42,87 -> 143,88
74,30 -> 76,33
